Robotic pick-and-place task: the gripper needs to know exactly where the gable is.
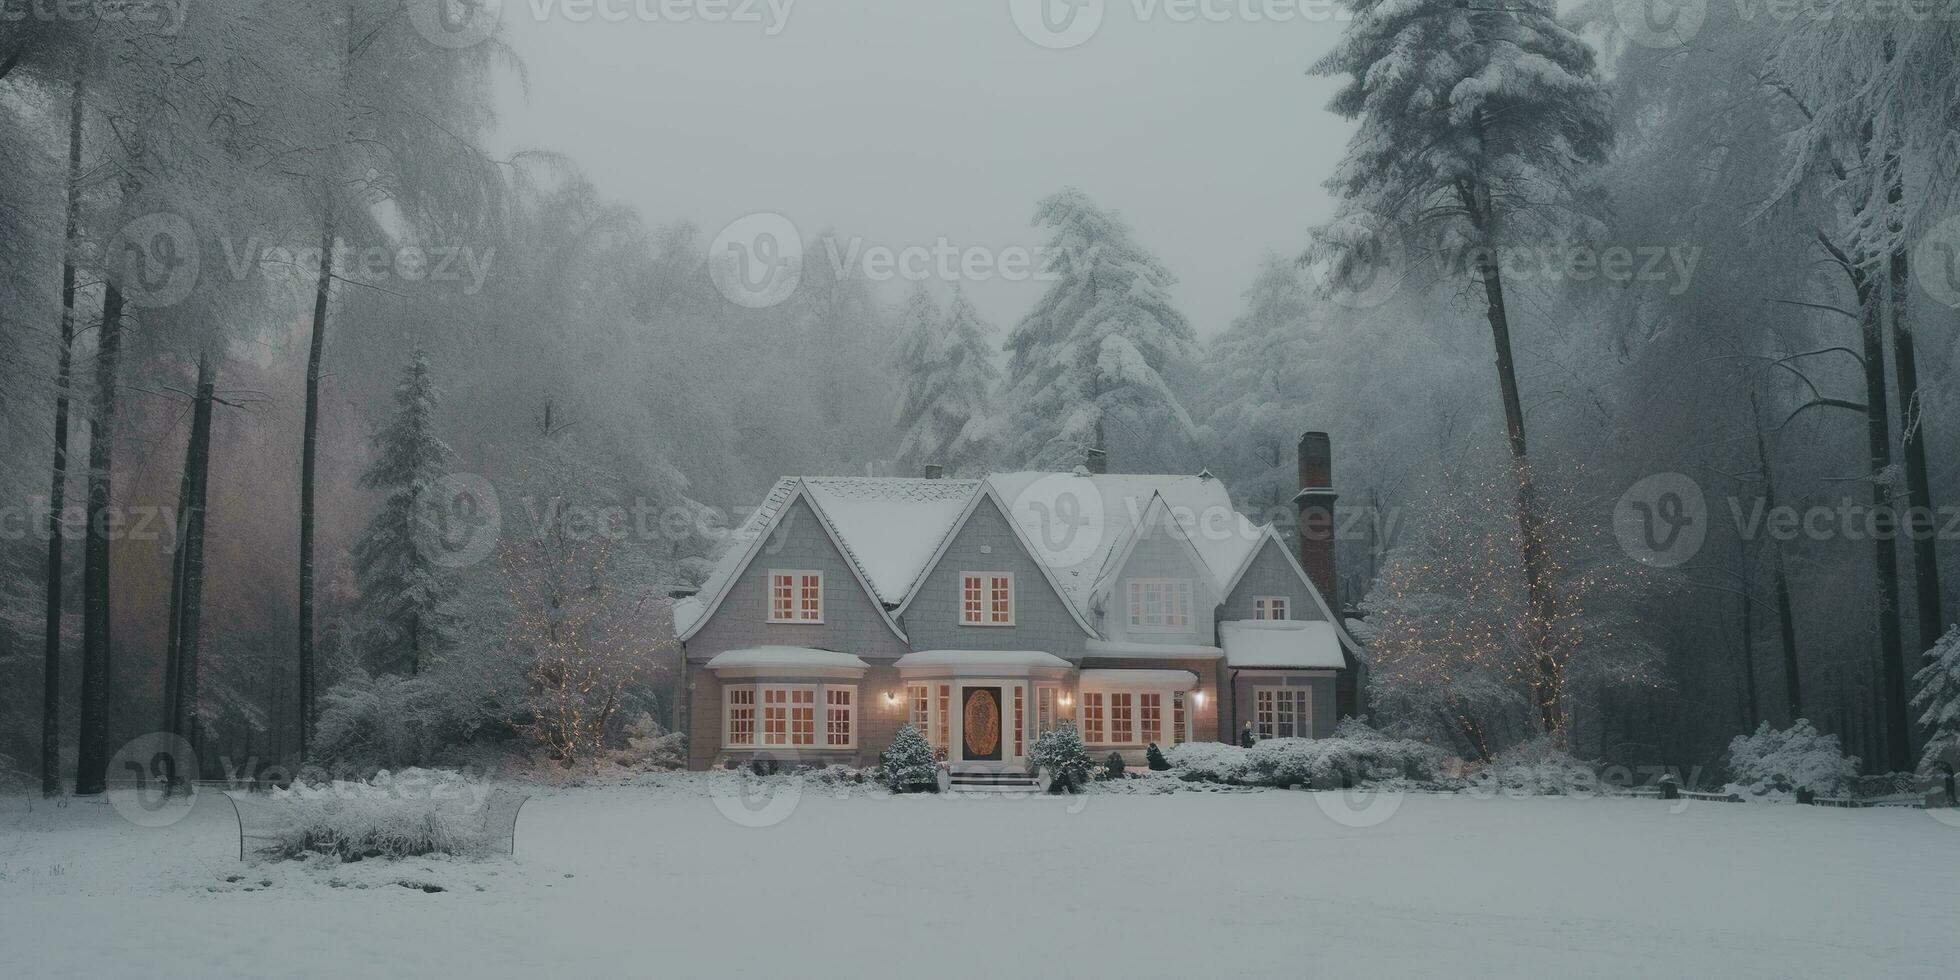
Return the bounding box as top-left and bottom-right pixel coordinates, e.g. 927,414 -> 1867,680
682,494 -> 908,656
899,492 -> 1094,655
1222,536 -> 1324,622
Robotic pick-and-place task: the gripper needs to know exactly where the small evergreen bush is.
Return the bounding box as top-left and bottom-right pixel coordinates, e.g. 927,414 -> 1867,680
1104,751 -> 1127,780
1238,725 -> 1256,749
879,724 -> 940,793
1027,724 -> 1093,793
1145,742 -> 1171,771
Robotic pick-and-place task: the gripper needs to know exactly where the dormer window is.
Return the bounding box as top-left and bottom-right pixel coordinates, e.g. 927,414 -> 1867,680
768,570 -> 823,623
1127,579 -> 1193,630
960,572 -> 1015,625
1253,596 -> 1290,621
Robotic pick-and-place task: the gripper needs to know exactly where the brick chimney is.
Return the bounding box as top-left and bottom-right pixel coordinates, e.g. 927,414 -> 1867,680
923,463 -> 944,480
1083,447 -> 1108,475
1293,431 -> 1338,610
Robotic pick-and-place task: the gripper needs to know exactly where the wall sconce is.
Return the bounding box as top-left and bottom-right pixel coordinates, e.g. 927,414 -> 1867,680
883,691 -> 902,708
1191,689 -> 1206,708
1058,693 -> 1074,708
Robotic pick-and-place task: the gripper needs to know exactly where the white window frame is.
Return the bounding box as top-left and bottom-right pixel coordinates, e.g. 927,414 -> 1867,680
1253,596 -> 1290,621
766,569 -> 824,623
1036,685 -> 1060,733
1253,686 -> 1313,740
1078,684 -> 1184,746
1126,578 -> 1194,631
958,571 -> 1016,626
730,683 -> 856,749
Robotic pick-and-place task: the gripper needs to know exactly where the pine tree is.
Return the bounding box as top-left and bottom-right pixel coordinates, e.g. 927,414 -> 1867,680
1912,627 -> 1960,775
879,723 -> 940,793
1145,742 -> 1171,772
1310,0 -> 1613,737
892,285 -> 999,476
351,351 -> 460,676
1198,255 -> 1324,521
1000,189 -> 1199,472
1027,724 -> 1093,793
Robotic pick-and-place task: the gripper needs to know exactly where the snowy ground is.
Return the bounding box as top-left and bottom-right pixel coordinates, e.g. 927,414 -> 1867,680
2,777 -> 1956,979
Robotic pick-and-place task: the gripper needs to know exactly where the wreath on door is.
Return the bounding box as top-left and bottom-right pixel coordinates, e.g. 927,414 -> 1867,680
963,690 -> 1000,757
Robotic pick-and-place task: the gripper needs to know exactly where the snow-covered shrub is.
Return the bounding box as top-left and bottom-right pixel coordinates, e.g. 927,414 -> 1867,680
1165,741 -> 1253,783
1912,626 -> 1960,778
1026,725 -> 1092,793
1473,737 -> 1600,796
1102,751 -> 1127,780
607,713 -> 686,771
313,670 -> 495,774
1726,721 -> 1859,799
254,769 -> 496,862
1145,742 -> 1171,771
879,724 -> 939,793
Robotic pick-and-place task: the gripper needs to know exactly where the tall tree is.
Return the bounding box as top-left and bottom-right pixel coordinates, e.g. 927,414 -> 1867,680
40,67 -> 83,797
1000,189 -> 1199,472
1311,0 -> 1613,736
893,285 -> 999,476
351,351 -> 460,677
1197,255 -> 1324,523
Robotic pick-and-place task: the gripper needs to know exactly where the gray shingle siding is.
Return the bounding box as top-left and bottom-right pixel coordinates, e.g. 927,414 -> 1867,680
1220,537 -> 1323,624
684,496 -> 909,663
1104,517 -> 1223,647
898,496 -> 1092,658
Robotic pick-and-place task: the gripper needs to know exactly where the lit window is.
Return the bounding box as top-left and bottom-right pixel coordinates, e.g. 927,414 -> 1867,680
768,570 -> 823,622
726,688 -> 755,747
1139,693 -> 1162,744
1254,687 -> 1312,740
791,688 -> 816,746
1081,692 -> 1104,743
1253,596 -> 1290,621
1013,686 -> 1025,757
1127,579 -> 1193,630
763,688 -> 789,745
936,684 -> 951,759
1037,686 -> 1059,733
960,572 -> 1014,625
1109,692 -> 1133,744
1172,690 -> 1187,744
909,683 -> 931,743
825,687 -> 854,747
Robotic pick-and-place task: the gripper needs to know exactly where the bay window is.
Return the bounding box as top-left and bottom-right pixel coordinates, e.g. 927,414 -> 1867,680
725,683 -> 856,749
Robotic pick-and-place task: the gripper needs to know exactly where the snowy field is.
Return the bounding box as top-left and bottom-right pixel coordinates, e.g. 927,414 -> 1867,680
3,780 -> 1956,979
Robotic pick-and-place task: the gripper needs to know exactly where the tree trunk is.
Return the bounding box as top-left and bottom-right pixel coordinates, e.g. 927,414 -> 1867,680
1852,266 -> 1912,770
1890,229 -> 1942,665
74,281 -> 125,796
298,210 -> 334,760
1467,174 -> 1558,736
165,357 -> 215,773
1736,536 -> 1759,731
41,69 -> 84,797
1750,391 -> 1803,721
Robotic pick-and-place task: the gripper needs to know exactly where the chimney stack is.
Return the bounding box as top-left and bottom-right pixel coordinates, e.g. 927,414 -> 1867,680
1084,447 -> 1108,475
1293,431 -> 1338,610
923,463 -> 944,480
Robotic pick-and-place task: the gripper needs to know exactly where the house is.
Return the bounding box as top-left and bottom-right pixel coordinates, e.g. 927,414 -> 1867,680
671,432 -> 1367,781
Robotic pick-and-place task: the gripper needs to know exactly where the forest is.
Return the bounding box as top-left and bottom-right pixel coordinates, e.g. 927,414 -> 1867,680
2,1 -> 1959,793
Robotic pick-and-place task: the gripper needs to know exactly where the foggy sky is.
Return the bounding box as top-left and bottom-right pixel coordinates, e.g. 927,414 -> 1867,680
491,0 -> 1351,335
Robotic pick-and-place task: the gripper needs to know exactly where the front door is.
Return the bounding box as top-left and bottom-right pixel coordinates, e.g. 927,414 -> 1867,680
960,686 -> 1003,762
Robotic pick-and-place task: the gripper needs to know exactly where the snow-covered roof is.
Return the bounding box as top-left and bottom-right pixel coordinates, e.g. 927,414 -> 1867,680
895,650 -> 1074,670
705,647 -> 870,672
1219,620 -> 1345,669
985,471 -> 1264,618
1078,669 -> 1200,690
800,477 -> 980,605
1083,638 -> 1224,659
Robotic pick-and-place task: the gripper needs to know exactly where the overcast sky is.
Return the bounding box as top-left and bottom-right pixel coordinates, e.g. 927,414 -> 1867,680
491,1 -> 1352,336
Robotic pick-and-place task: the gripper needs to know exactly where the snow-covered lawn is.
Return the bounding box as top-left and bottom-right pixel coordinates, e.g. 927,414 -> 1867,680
2,780 -> 1955,978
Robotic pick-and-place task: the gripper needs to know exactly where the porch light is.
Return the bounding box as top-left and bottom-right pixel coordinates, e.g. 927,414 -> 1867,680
1192,689 -> 1206,707
884,691 -> 902,707
1058,693 -> 1073,707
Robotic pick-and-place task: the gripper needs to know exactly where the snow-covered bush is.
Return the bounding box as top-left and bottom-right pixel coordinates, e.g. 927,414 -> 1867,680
1026,725 -> 1093,793
1911,626 -> 1960,778
1102,751 -> 1128,779
1165,741 -> 1253,783
254,769 -> 497,862
1726,721 -> 1859,799
879,724 -> 939,793
312,669 -> 498,774
607,713 -> 686,771
1145,742 -> 1171,771
1472,737 -> 1599,796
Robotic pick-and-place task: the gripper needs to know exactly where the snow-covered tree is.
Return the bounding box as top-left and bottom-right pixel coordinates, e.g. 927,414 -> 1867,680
893,285 -> 999,476
878,723 -> 940,792
1912,627 -> 1960,775
1197,255 -> 1325,522
351,351 -> 461,676
1726,720 -> 1859,798
1311,0 -> 1613,736
1026,724 -> 1093,793
1000,189 -> 1199,472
